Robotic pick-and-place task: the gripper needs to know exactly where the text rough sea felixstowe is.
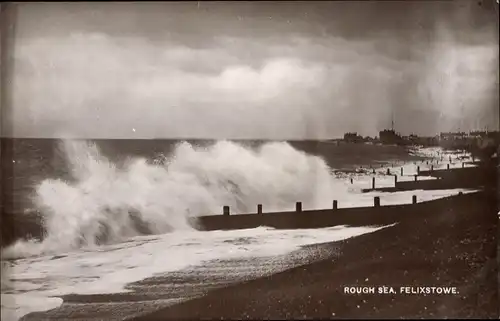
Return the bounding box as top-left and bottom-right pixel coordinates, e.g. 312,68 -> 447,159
344,286 -> 459,295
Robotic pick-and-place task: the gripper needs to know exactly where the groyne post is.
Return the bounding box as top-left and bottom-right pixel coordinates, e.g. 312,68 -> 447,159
372,168 -> 375,174
400,167 -> 403,176
333,200 -> 338,210
350,178 -> 353,184
447,164 -> 450,170
431,165 -> 434,172
394,174 -> 397,185
462,162 -> 464,168
386,168 -> 390,175
223,206 -> 230,216
374,196 -> 380,207
414,174 -> 417,182
417,166 -> 420,174
412,195 -> 417,204
296,202 -> 302,212
257,204 -> 263,214
372,177 -> 375,189
449,156 -> 452,163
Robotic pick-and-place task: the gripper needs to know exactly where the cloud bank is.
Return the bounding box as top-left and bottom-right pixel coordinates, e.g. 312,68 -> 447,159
8,2 -> 499,139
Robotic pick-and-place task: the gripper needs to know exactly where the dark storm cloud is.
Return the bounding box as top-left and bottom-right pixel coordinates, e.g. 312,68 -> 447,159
6,1 -> 499,139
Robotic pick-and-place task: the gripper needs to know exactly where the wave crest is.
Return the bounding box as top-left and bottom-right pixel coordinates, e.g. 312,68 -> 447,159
3,139 -> 350,258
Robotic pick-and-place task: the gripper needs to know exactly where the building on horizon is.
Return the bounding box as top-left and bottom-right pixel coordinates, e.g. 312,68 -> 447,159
379,129 -> 404,145
343,132 -> 364,143
439,132 -> 467,141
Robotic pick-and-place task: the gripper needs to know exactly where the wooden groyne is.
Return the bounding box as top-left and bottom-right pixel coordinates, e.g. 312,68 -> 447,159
362,162 -> 496,193
193,158 -> 496,232
135,189 -> 497,321
194,193 -> 465,231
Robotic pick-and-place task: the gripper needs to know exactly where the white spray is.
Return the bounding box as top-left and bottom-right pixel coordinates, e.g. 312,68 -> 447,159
3,139 -> 353,258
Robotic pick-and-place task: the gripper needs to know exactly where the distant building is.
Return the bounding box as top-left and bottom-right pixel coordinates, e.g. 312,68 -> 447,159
343,132 -> 363,143
469,130 -> 488,137
379,129 -> 403,145
364,136 -> 376,143
439,132 -> 467,141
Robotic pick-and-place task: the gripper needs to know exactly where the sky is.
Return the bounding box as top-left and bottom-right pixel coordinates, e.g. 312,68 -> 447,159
2,1 -> 499,139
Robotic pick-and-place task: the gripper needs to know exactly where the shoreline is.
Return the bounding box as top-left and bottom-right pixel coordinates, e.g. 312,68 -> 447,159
10,150 -> 498,320
17,190 -> 497,320
18,226 -> 390,321
131,190 -> 497,320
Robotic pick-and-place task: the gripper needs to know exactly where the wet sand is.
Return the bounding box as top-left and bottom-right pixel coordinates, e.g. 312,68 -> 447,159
20,235 -> 343,321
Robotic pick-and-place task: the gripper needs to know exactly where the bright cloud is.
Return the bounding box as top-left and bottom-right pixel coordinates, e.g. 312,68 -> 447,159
10,17 -> 498,139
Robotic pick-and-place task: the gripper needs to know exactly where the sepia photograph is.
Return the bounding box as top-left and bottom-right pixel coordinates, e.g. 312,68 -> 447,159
1,1 -> 499,320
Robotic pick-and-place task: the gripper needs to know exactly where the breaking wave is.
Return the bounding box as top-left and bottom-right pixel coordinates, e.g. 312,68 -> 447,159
2,140 -> 353,258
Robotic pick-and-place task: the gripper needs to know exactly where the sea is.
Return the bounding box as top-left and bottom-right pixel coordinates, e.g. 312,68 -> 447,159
0,138 -> 475,321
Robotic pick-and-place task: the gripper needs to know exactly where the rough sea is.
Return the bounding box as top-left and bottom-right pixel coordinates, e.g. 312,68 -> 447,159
0,138 -> 475,320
